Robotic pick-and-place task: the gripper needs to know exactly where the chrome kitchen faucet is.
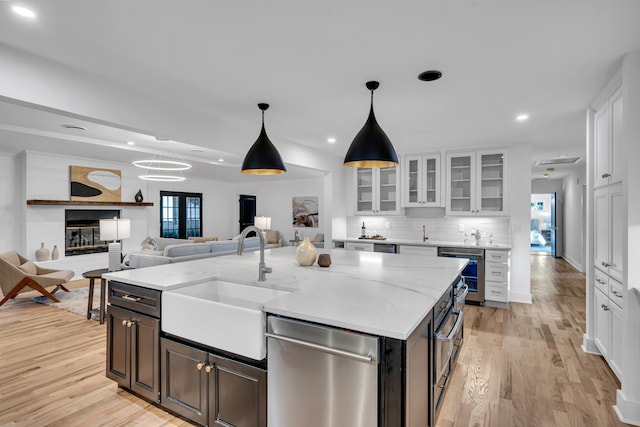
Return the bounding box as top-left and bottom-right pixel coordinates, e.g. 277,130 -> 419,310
237,225 -> 272,281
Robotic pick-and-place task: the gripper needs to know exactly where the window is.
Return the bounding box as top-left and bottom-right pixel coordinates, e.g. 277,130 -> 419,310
160,191 -> 202,239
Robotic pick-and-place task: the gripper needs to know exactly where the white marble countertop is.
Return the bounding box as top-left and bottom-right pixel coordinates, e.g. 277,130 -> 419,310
104,247 -> 467,340
334,237 -> 511,250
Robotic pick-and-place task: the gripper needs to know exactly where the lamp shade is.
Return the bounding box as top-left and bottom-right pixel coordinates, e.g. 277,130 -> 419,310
344,81 -> 399,168
254,216 -> 271,230
241,103 -> 287,175
100,218 -> 131,241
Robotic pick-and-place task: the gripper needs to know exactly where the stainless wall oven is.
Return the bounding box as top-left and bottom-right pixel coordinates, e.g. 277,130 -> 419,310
437,247 -> 484,304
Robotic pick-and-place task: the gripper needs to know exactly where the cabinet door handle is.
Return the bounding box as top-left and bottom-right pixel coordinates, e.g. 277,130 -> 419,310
596,278 -> 606,284
601,304 -> 610,311
602,173 -> 611,178
121,320 -> 128,326
196,362 -> 205,371
601,261 -> 611,268
612,290 -> 623,298
122,294 -> 143,302
205,364 -> 213,373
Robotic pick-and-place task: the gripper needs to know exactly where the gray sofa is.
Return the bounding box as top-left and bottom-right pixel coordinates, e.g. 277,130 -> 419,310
128,237 -> 273,268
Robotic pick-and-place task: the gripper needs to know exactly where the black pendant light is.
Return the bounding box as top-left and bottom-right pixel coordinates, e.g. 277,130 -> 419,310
241,103 -> 287,175
344,81 -> 398,168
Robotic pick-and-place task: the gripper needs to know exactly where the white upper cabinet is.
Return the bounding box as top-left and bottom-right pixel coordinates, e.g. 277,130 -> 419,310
594,87 -> 624,188
402,153 -> 441,207
445,149 -> 508,216
354,166 -> 400,215
594,183 -> 624,282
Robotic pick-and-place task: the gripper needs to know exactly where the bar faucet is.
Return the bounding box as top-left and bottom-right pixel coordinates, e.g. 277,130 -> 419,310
422,225 -> 428,242
237,225 -> 272,281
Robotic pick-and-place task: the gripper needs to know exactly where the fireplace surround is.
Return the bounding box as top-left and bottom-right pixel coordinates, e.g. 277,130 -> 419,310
65,209 -> 121,256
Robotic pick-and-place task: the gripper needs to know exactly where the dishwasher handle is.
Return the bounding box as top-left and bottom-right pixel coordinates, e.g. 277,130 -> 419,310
435,310 -> 464,343
265,332 -> 374,364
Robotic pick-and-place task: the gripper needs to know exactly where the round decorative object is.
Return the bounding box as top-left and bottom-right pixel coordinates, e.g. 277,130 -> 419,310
135,189 -> 144,203
317,253 -> 331,267
35,242 -> 50,261
51,245 -> 59,260
296,237 -> 318,266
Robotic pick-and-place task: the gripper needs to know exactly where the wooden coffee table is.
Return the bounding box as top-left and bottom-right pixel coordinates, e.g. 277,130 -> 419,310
83,268 -> 109,324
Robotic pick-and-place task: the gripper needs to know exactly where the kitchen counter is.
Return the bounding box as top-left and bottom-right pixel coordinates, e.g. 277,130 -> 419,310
104,247 -> 467,340
334,237 -> 511,250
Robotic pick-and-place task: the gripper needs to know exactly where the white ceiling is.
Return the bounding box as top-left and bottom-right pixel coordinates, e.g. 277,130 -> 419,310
1,0 -> 639,182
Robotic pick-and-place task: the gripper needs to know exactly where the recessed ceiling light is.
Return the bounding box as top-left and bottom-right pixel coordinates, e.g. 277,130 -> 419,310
516,114 -> 529,122
218,158 -> 225,162
191,149 -> 203,153
12,5 -> 36,19
558,154 -> 568,158
61,124 -> 86,131
418,70 -> 443,82
155,136 -> 171,142
127,141 -> 135,146
543,173 -> 549,178
327,137 -> 336,144
546,167 -> 555,172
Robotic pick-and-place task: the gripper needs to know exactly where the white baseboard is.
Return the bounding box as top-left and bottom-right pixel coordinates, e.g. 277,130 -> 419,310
614,390 -> 640,426
562,254 -> 584,273
508,291 -> 532,304
581,333 -> 600,355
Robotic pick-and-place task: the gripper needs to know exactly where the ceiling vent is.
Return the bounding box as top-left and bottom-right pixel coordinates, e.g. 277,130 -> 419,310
535,157 -> 580,166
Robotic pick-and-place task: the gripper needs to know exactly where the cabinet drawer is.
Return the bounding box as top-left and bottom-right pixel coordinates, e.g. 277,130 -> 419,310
485,263 -> 507,282
485,250 -> 508,263
108,281 -> 161,318
609,278 -> 624,308
593,270 -> 609,295
398,245 -> 437,256
345,242 -> 374,252
485,283 -> 507,302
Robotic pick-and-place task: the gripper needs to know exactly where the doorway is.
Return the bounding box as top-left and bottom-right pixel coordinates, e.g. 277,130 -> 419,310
239,194 -> 256,235
530,193 -> 557,256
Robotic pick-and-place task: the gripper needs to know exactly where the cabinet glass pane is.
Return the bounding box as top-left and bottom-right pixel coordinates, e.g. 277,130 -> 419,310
357,168 -> 373,212
408,160 -> 419,203
449,156 -> 471,211
425,158 -> 436,203
378,167 -> 396,212
480,153 -> 503,212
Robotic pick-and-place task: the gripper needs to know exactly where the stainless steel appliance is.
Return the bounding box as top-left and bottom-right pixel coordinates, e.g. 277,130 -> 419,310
266,316 -> 379,427
451,277 -> 468,365
373,242 -> 397,253
437,247 -> 485,304
432,283 -> 464,416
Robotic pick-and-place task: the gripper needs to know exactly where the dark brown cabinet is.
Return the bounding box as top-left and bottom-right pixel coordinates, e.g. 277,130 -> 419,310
106,304 -> 160,402
161,338 -> 266,427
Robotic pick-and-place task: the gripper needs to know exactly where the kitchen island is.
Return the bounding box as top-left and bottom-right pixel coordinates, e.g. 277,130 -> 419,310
103,247 -> 467,427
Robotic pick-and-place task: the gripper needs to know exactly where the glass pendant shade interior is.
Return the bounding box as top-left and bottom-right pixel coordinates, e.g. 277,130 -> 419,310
344,81 -> 399,168
241,103 -> 287,175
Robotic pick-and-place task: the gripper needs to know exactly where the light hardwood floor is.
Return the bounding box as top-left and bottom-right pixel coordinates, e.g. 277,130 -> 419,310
0,256 -> 628,426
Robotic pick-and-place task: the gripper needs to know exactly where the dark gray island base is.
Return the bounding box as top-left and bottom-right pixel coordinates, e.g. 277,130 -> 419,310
103,248 -> 467,427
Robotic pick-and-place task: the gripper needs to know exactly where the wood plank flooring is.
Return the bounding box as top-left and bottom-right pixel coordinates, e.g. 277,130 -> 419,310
0,256 -> 628,426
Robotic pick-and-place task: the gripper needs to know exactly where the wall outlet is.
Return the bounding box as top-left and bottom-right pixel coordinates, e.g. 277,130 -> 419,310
458,224 -> 465,233
385,221 -> 391,229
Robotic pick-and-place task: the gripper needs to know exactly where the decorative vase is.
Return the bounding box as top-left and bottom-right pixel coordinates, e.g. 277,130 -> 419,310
51,245 -> 59,260
135,189 -> 144,203
296,237 -> 318,266
317,253 -> 331,267
35,242 -> 50,261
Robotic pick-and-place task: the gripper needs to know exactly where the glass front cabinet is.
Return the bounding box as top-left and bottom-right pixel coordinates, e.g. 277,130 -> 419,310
445,149 -> 507,216
354,166 -> 400,215
402,153 -> 441,207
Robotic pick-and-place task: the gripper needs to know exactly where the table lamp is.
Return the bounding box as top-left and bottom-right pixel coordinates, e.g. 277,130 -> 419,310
100,218 -> 131,271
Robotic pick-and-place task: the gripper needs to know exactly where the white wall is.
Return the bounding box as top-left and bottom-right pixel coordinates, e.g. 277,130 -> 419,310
235,177 -> 326,243
0,152 -> 21,254
562,165 -> 586,271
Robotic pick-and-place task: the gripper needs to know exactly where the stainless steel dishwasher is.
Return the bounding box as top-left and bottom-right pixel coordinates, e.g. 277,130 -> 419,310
266,315 -> 379,427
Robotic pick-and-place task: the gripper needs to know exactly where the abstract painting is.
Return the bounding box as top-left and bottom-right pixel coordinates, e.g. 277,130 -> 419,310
70,165 -> 122,202
292,196 -> 318,227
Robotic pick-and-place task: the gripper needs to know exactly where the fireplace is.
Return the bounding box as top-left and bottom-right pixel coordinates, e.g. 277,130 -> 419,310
65,209 -> 121,256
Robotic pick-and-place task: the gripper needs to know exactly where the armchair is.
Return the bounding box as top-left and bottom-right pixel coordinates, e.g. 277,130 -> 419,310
0,251 -> 74,307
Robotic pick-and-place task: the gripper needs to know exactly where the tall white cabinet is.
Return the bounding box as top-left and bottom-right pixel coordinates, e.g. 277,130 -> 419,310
354,167 -> 400,215
591,82 -> 625,381
402,153 -> 441,207
445,149 -> 507,216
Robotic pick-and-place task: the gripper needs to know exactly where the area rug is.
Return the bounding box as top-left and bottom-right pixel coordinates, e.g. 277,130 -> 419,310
31,287 -> 104,321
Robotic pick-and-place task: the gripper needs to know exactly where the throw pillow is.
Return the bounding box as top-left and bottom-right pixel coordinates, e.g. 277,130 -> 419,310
265,230 -> 279,244
19,260 -> 38,275
141,237 -> 157,250
188,236 -> 219,243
